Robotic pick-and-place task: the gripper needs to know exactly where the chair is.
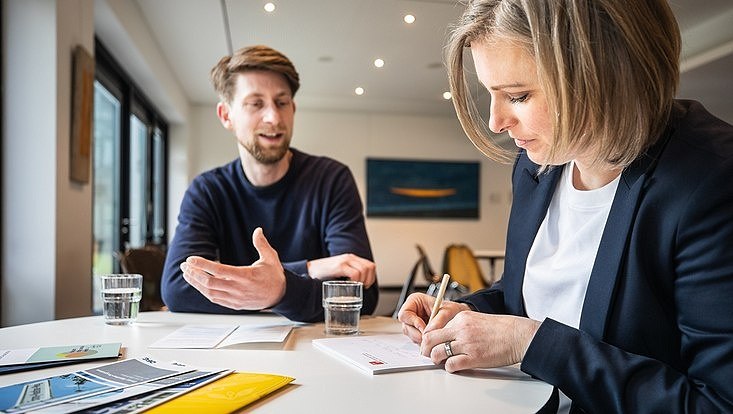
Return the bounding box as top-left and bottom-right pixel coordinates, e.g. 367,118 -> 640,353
392,244 -> 437,318
392,245 -> 469,318
442,244 -> 487,293
116,244 -> 167,311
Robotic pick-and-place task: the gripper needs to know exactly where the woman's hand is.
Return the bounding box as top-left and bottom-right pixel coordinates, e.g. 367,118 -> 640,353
421,311 -> 541,372
397,293 -> 471,344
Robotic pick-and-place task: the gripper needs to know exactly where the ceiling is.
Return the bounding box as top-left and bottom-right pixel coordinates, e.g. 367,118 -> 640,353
129,0 -> 733,122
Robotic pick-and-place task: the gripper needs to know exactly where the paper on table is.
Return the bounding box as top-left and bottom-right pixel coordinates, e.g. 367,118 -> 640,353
313,334 -> 439,375
217,324 -> 292,348
148,325 -> 237,349
149,324 -> 293,349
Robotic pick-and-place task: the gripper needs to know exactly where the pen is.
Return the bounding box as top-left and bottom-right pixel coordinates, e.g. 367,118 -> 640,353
427,273 -> 450,326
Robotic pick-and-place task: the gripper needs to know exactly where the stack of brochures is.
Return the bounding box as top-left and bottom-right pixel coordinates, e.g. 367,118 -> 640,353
0,343 -> 122,375
0,356 -> 294,414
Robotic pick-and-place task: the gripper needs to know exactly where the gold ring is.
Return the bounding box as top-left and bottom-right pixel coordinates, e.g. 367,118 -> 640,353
444,341 -> 454,357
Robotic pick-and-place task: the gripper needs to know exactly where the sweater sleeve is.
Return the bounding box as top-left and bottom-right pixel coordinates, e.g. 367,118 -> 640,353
318,165 -> 378,315
270,271 -> 324,323
161,179 -> 256,314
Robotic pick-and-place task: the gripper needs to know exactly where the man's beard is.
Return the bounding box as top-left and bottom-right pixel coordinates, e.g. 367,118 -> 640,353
243,136 -> 291,165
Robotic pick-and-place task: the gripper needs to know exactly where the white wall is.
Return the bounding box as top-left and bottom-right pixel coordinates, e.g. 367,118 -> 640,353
188,105 -> 513,286
2,0 -> 95,326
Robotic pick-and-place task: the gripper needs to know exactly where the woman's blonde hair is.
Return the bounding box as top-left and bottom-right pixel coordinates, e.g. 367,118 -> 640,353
447,0 -> 680,167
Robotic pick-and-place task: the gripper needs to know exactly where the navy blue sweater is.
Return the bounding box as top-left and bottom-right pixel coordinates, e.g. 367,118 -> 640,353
161,148 -> 377,322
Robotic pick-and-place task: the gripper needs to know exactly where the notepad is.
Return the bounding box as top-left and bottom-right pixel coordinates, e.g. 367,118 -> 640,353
313,334 -> 439,375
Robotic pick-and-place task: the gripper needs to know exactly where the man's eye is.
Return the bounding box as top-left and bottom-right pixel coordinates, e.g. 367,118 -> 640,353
246,101 -> 263,109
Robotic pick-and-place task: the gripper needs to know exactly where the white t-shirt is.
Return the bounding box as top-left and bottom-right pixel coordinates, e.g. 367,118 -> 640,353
522,161 -> 620,412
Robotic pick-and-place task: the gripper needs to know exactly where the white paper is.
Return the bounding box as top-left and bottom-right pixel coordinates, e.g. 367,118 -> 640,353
217,324 -> 293,347
0,348 -> 37,365
148,324 -> 293,349
313,334 -> 439,375
148,325 -> 238,349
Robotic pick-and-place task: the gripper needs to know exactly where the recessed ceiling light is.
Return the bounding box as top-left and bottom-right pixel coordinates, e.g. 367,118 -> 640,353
355,87 -> 365,96
264,2 -> 275,12
443,91 -> 452,100
404,14 -> 416,24
374,58 -> 385,68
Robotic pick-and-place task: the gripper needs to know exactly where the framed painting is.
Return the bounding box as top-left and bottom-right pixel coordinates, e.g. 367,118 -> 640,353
366,158 -> 480,218
70,45 -> 94,184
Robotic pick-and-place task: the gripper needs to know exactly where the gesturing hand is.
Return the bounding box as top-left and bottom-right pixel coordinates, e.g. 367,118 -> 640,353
180,227 -> 286,310
307,253 -> 377,287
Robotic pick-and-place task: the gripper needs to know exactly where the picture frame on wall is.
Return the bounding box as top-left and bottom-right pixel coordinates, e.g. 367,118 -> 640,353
366,158 -> 480,219
70,44 -> 94,184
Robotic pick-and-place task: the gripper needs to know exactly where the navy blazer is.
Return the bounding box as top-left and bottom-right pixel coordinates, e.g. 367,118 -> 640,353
461,100 -> 733,413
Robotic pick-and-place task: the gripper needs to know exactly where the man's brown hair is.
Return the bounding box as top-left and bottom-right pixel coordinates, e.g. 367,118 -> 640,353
210,45 -> 300,103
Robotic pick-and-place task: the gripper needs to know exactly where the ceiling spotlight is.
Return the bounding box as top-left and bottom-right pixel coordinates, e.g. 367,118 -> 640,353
374,58 -> 385,68
404,14 -> 416,24
355,87 -> 365,96
264,2 -> 276,12
443,91 -> 452,100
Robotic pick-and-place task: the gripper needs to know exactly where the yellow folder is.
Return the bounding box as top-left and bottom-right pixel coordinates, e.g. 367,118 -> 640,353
145,372 -> 294,414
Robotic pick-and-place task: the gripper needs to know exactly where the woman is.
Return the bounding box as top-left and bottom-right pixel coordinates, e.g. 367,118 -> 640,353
398,0 -> 733,412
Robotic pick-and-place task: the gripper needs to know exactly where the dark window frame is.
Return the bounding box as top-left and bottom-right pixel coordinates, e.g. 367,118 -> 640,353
94,38 -> 169,260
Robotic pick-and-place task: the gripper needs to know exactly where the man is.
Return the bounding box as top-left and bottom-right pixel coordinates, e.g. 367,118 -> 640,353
161,45 -> 378,322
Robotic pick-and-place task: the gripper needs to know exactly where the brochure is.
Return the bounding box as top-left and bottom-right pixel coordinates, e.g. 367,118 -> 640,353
0,356 -> 192,413
30,368 -> 231,414
143,372 -> 294,414
0,343 -> 121,368
312,334 -> 440,375
84,370 -> 231,414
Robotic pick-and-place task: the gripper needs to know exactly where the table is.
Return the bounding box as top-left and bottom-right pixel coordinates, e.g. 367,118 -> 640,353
0,312 -> 552,413
473,249 -> 505,283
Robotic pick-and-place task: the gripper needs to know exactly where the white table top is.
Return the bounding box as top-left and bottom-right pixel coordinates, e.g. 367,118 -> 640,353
0,312 -> 552,413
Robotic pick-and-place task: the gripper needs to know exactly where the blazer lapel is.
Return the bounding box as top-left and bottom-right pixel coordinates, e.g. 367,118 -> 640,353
579,128 -> 674,338
504,163 -> 562,315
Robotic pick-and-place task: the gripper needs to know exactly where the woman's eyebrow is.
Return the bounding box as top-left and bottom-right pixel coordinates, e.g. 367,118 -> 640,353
490,82 -> 527,91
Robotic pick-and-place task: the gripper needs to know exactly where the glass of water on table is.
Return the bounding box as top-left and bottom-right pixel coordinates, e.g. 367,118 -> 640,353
100,274 -> 142,325
322,280 -> 363,335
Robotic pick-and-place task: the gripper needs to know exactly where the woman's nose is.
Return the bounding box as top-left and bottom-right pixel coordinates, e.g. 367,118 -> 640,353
488,99 -> 514,134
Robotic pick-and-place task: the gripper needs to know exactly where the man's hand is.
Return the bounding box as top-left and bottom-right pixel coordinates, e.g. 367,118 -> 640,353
306,254 -> 376,287
180,227 -> 286,310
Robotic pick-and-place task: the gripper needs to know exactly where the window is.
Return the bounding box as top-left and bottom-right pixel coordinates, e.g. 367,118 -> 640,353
92,39 -> 168,313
